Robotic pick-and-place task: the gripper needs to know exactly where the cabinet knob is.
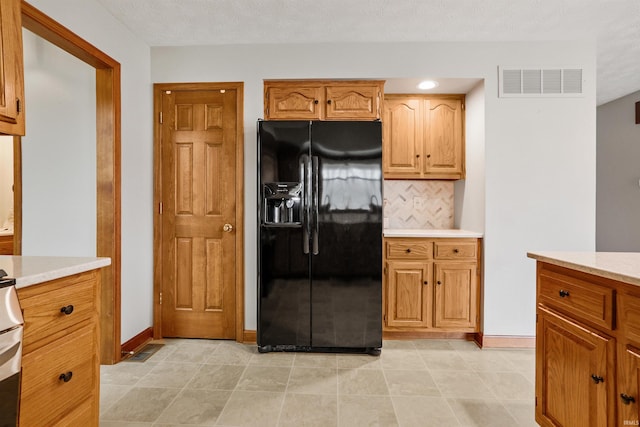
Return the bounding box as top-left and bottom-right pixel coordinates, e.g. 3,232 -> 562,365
60,305 -> 74,315
59,371 -> 73,383
437,281 -> 442,285
327,99 -> 332,105
591,374 -> 604,384
453,248 -> 459,253
621,393 -> 636,405
559,290 -> 570,298
426,154 -> 431,158
314,100 -> 319,104
423,281 -> 428,285
416,154 -> 420,158
406,248 -> 411,253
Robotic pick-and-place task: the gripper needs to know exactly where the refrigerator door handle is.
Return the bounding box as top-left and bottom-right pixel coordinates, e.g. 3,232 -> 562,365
312,156 -> 319,255
301,155 -> 310,254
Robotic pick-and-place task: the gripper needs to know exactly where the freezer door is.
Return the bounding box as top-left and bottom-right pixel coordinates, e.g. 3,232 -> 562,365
310,121 -> 383,349
257,121 -> 312,348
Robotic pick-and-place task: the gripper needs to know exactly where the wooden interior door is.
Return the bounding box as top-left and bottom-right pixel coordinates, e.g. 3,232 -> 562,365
159,86 -> 239,339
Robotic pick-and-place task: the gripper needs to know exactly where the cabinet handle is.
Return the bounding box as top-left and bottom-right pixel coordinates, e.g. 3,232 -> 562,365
59,371 -> 73,383
406,249 -> 411,253
591,374 -> 604,384
621,393 -> 636,405
437,281 -> 442,285
559,290 -> 570,298
60,305 -> 74,315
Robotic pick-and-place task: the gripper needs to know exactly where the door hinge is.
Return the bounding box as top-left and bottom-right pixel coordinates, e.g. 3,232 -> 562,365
159,111 -> 163,124
159,202 -> 163,215
16,98 -> 21,113
383,314 -> 387,323
159,292 -> 163,305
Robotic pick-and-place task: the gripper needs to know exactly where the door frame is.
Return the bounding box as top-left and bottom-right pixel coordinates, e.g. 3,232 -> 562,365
18,2 -> 122,364
152,82 -> 245,341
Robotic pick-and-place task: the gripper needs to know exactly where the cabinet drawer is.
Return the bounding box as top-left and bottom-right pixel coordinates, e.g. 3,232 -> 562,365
538,270 -> 614,330
619,293 -> 640,346
433,241 -> 477,260
385,240 -> 432,259
19,274 -> 96,351
20,326 -> 97,426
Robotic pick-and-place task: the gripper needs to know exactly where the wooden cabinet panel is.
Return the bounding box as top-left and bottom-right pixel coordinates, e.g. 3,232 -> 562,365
386,261 -> 431,328
538,268 -> 614,330
383,97 -> 422,175
383,237 -> 481,334
0,0 -> 25,135
423,98 -> 463,177
264,80 -> 384,121
385,239 -> 432,260
536,308 -> 615,427
383,95 -> 464,180
433,262 -> 477,328
620,293 -> 640,347
264,85 -> 322,120
618,344 -> 640,426
433,241 -> 477,260
17,270 -> 100,427
20,326 -> 97,426
325,84 -> 380,120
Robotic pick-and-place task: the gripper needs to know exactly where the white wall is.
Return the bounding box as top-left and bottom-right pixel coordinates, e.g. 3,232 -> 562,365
24,0 -> 153,343
455,81 -> 485,233
22,30 -> 96,256
0,136 -> 12,226
152,41 -> 597,336
596,90 -> 640,252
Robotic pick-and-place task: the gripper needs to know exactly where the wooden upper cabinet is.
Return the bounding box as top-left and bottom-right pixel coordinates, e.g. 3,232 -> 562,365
0,0 -> 25,135
424,98 -> 463,177
383,97 -> 422,175
383,94 -> 465,180
264,80 -> 384,121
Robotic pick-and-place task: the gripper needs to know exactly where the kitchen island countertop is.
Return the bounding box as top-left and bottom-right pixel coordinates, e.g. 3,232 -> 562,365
527,251 -> 640,287
383,229 -> 483,238
0,255 -> 111,288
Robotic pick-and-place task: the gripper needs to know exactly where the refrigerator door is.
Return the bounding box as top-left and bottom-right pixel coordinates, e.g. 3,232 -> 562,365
257,121 -> 312,349
310,121 -> 383,350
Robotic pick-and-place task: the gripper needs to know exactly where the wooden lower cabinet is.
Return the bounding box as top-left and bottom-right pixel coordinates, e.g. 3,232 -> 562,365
383,237 -> 481,334
536,307 -> 615,427
534,261 -> 640,427
17,270 -> 100,427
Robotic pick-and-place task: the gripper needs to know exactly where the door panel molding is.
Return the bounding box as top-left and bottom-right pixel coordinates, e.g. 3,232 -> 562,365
153,82 -> 244,341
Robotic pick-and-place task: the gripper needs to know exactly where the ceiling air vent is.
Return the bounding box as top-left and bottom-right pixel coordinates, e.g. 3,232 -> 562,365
499,66 -> 583,98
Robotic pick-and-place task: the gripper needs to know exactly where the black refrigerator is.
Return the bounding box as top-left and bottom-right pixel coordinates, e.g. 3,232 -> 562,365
257,120 -> 382,355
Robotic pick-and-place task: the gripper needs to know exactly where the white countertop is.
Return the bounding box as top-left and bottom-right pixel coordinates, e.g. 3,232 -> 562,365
383,229 -> 483,238
0,256 -> 111,288
527,251 -> 640,287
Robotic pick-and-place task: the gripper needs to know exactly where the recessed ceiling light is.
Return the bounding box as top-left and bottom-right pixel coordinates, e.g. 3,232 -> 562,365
417,80 -> 439,90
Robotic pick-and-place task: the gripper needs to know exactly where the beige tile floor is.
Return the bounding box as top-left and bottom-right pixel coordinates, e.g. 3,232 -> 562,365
99,338 -> 536,427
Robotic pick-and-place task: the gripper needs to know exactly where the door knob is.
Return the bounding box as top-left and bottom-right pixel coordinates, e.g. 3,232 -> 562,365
223,223 -> 233,232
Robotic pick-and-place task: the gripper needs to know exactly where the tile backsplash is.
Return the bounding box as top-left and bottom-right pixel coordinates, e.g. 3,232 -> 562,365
383,180 -> 454,229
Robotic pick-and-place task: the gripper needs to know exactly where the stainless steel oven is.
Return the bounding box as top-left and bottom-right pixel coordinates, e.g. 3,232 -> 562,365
0,271 -> 22,427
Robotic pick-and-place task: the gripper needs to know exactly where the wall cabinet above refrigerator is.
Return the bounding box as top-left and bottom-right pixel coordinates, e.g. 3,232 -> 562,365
263,80 -> 385,121
0,0 -> 25,136
383,94 -> 465,180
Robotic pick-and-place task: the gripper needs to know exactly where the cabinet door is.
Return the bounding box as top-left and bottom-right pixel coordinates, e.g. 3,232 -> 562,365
618,344 -> 640,426
385,261 -> 432,328
536,308 -> 615,427
264,85 -> 323,120
433,262 -> 477,328
0,0 -> 25,135
423,98 -> 463,178
382,97 -> 422,177
324,84 -> 380,120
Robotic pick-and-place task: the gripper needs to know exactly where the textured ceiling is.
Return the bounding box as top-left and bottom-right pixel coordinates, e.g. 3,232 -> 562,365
96,0 -> 640,105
